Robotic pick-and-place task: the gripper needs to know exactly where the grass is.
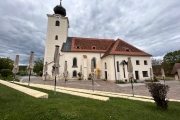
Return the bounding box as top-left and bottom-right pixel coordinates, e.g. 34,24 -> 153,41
156,76 -> 175,80
0,84 -> 180,120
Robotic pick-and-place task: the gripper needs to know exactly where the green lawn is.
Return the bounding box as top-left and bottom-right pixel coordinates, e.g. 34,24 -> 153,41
0,84 -> 180,120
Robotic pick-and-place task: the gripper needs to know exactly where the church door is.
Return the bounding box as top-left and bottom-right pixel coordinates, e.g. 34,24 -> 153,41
105,71 -> 107,80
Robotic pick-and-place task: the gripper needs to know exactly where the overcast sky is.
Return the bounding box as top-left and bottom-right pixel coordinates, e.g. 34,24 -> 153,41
0,0 -> 180,64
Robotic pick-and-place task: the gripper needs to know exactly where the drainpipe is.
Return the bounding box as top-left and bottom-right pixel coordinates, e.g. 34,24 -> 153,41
114,55 -> 117,81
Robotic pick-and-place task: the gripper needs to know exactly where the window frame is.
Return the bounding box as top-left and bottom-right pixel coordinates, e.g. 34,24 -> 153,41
117,61 -> 119,72
72,70 -> 77,77
55,21 -> 60,26
55,35 -> 58,40
72,57 -> 78,68
144,60 -> 148,65
136,60 -> 140,65
142,71 -> 148,77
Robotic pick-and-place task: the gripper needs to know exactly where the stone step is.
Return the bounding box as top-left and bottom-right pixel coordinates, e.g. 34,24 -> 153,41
0,80 -> 48,98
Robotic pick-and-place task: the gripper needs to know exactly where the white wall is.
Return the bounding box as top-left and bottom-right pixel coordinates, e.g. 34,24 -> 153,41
44,14 -> 69,67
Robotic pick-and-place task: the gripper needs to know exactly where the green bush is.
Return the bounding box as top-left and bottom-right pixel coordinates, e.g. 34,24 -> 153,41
154,76 -> 159,82
146,83 -> 169,110
133,79 -> 138,83
1,69 -> 12,78
38,71 -> 43,76
77,72 -> 82,80
115,80 -> 126,84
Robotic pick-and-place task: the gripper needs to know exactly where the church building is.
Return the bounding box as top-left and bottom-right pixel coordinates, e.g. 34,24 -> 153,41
43,1 -> 152,81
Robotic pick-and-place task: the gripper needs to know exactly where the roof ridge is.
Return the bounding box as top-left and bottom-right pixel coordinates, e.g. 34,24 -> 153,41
116,39 -> 151,55
71,37 -> 114,41
101,41 -> 116,58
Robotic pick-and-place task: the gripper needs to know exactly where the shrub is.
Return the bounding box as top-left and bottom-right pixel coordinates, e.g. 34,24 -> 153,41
1,69 -> 12,78
154,76 -> 159,82
77,72 -> 82,80
88,73 -> 92,80
146,83 -> 169,110
38,71 -> 43,76
115,80 -> 126,84
133,79 -> 138,83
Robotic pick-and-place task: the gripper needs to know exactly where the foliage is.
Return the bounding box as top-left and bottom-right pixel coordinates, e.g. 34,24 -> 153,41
1,69 -> 12,78
88,73 -> 92,80
33,58 -> 44,75
1,84 -> 180,120
162,50 -> 180,75
146,83 -> 169,110
38,71 -> 43,76
77,72 -> 82,80
115,80 -> 126,84
151,58 -> 162,66
0,57 -> 13,73
153,76 -> 159,82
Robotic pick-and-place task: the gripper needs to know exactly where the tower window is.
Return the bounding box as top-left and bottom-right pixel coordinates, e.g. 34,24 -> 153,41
72,58 -> 77,67
105,62 -> 107,69
55,35 -> 58,40
55,21 -> 60,26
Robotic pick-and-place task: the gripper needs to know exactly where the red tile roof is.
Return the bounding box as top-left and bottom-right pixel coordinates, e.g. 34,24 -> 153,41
71,37 -> 114,52
70,37 -> 151,57
102,39 -> 151,58
171,63 -> 180,74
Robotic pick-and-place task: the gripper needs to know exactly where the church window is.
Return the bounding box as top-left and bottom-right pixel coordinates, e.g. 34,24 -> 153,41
117,61 -> 119,72
105,62 -> 107,69
55,35 -> 58,40
72,70 -> 77,77
72,58 -> 77,67
92,57 -> 96,68
55,21 -> 60,26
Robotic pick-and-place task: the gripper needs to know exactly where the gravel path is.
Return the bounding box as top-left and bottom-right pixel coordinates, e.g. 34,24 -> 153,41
21,76 -> 180,100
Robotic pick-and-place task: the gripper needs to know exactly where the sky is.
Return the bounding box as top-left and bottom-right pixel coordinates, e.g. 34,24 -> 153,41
0,0 -> 180,64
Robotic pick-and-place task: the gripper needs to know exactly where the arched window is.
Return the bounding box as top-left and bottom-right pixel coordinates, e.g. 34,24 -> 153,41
72,58 -> 77,67
55,21 -> 60,26
105,62 -> 107,69
55,35 -> 58,40
73,70 -> 77,77
92,57 -> 96,68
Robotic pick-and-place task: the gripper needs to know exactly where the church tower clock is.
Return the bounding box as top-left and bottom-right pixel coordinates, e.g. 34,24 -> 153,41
44,0 -> 69,75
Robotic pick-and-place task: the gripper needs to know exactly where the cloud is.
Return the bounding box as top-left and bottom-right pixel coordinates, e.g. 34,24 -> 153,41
0,0 -> 179,64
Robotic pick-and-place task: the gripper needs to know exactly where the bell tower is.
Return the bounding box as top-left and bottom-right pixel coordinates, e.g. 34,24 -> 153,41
44,0 -> 69,75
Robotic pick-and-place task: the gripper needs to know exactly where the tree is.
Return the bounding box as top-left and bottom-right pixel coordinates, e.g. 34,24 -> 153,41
0,57 -> 13,73
33,58 -> 44,75
151,58 -> 163,75
163,50 -> 180,75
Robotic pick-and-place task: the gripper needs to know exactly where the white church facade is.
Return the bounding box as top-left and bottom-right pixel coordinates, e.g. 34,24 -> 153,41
43,1 -> 152,81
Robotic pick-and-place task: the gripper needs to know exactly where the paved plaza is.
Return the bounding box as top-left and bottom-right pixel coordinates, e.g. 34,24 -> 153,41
21,76 -> 180,100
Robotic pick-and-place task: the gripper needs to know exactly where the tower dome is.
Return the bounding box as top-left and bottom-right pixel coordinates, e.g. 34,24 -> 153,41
53,0 -> 66,16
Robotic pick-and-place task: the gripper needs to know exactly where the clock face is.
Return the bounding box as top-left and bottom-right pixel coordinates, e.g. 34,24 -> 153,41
55,16 -> 60,20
